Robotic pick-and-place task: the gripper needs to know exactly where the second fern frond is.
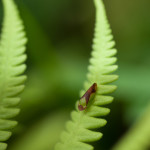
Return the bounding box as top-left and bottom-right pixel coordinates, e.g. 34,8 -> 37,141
0,0 -> 27,149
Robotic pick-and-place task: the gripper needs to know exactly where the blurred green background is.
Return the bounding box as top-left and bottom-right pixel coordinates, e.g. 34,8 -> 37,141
0,0 -> 150,149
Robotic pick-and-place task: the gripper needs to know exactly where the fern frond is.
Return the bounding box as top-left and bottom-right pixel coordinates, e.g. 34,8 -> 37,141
0,0 -> 27,149
55,0 -> 118,149
112,103 -> 150,150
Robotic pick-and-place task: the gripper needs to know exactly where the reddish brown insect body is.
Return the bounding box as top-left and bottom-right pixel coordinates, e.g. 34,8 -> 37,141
78,83 -> 97,111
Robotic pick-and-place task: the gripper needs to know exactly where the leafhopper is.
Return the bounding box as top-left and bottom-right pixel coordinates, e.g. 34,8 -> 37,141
78,83 -> 97,111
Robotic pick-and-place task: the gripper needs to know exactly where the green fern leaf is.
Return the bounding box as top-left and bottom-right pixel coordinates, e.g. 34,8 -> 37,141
0,0 -> 27,149
55,0 -> 118,149
112,103 -> 150,150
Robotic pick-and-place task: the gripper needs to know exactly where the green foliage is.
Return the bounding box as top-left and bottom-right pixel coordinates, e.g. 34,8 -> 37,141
10,112 -> 68,150
0,0 -> 27,149
55,0 -> 118,149
116,64 -> 150,123
113,103 -> 150,150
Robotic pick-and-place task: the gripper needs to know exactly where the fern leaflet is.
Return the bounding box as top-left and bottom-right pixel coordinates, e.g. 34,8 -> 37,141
0,0 -> 27,149
55,0 -> 118,150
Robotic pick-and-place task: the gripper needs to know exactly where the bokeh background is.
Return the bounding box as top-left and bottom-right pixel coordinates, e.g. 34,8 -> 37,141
0,0 -> 150,149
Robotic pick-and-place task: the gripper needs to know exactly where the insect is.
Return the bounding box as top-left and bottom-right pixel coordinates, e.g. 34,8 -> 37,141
78,83 -> 97,111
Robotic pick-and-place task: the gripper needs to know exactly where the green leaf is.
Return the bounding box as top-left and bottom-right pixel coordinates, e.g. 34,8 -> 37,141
0,0 -> 27,148
10,112 -> 68,150
112,103 -> 150,150
55,0 -> 118,149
